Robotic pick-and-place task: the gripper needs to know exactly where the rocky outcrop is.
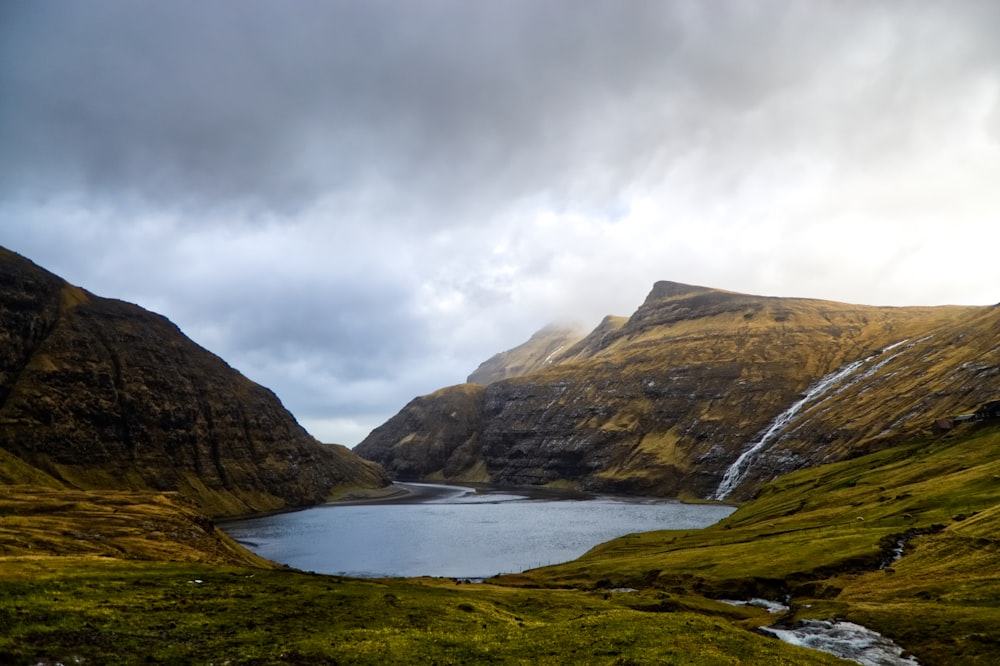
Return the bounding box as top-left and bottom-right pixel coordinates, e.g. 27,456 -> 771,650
0,247 -> 387,517
357,281 -> 995,500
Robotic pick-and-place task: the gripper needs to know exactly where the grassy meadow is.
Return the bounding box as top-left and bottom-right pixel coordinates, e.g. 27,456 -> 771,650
506,424 -> 1000,663
3,424 -> 1000,663
0,558 -> 851,665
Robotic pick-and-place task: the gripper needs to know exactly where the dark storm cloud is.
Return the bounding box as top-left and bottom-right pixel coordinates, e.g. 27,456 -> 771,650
5,0 -> 997,220
0,1 -> 738,217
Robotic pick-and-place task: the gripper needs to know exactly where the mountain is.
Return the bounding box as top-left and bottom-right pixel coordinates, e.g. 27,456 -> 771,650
0,247 -> 387,517
501,421 -> 1000,664
468,324 -> 586,385
356,280 -> 996,499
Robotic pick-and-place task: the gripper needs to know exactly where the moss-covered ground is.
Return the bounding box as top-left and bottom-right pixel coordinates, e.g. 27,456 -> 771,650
3,424 -> 1000,663
505,424 -> 1000,664
0,557 -> 849,665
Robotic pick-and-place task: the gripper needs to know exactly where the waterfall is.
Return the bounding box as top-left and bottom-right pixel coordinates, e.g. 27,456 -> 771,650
710,339 -> 911,500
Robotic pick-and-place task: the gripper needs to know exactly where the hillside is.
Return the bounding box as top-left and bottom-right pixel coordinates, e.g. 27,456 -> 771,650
0,247 -> 387,517
3,252 -> 998,663
501,422 -> 1000,664
356,280 -> 995,499
5,419 -> 998,663
468,324 -> 586,385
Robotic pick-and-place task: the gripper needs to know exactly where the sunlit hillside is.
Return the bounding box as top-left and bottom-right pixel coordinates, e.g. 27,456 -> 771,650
357,281 -> 995,500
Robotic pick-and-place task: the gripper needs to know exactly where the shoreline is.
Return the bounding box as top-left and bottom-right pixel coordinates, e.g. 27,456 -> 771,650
325,481 -> 731,508
325,482 -> 469,506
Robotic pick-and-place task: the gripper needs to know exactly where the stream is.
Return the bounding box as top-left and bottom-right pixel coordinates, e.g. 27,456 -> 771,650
722,599 -> 919,665
762,620 -> 919,666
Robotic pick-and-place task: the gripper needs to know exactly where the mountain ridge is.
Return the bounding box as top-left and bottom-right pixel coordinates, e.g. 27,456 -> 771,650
468,324 -> 586,385
356,280 -> 994,499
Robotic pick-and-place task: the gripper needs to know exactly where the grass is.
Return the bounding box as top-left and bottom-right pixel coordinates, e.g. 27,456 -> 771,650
0,485 -> 270,567
4,424 -> 1000,663
819,503 -> 1000,664
0,481 -> 843,664
502,424 -> 1000,664
0,558 -> 849,665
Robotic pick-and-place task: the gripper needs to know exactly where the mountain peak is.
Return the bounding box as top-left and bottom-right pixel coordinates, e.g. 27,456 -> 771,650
644,280 -> 718,303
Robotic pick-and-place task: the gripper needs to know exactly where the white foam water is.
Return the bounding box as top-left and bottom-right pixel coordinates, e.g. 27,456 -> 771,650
762,619 -> 919,666
719,598 -> 789,614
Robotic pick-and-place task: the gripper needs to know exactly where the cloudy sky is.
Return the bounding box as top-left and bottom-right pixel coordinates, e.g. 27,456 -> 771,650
2,1 -> 998,445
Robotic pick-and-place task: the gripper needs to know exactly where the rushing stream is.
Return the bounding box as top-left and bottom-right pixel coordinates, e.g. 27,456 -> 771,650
762,620 -> 919,666
722,599 -> 919,665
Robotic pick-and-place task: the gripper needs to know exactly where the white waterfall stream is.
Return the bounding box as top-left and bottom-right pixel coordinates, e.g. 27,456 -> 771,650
710,339 -> 911,500
762,620 -> 920,665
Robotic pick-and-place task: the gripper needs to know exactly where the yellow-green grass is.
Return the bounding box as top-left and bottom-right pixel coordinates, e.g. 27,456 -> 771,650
0,485 -> 270,567
0,557 -> 850,665
5,425 -> 1000,663
811,503 -> 1000,665
501,424 -> 1000,663
0,484 -> 845,664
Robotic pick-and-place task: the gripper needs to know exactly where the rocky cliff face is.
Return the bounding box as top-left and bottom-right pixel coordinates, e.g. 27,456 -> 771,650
356,281 -> 996,500
0,247 -> 387,517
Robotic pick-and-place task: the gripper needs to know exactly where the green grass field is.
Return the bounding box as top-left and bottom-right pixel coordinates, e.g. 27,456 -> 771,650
506,424 -> 1000,663
3,424 -> 1000,663
0,558 -> 851,665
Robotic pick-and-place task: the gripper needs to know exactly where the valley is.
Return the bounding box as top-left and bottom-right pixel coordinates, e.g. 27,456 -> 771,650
1,246 -> 998,664
5,421 -> 1000,664
0,247 -> 388,517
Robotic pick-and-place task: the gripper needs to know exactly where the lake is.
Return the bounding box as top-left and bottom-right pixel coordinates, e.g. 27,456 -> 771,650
221,483 -> 735,578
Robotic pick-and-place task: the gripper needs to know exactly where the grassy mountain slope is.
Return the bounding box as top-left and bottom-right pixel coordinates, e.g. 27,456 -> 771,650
357,280 -> 988,499
0,247 -> 387,517
356,383 -> 489,482
0,485 -> 271,566
468,324 -> 586,385
501,423 -> 1000,664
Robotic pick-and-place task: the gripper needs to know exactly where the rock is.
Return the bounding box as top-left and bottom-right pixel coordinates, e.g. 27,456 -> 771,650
355,384 -> 486,482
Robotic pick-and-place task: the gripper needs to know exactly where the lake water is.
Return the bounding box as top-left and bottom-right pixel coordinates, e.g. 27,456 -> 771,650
221,483 -> 735,578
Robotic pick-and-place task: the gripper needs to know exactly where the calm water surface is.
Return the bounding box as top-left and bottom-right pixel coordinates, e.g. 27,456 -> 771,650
222,484 -> 734,578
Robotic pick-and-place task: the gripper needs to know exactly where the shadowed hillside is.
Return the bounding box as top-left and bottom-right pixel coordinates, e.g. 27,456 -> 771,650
0,247 -> 387,517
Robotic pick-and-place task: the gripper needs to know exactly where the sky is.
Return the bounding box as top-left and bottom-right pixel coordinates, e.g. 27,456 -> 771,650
2,1 -> 999,446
